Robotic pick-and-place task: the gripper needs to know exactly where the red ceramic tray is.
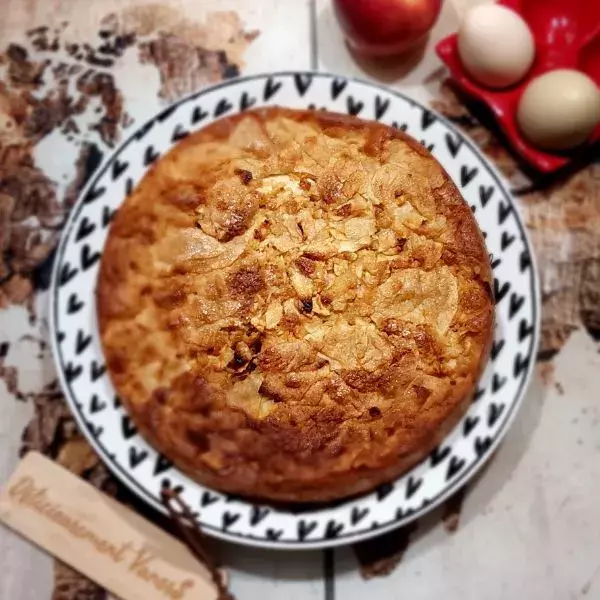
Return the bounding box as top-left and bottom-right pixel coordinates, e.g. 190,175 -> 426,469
436,0 -> 600,173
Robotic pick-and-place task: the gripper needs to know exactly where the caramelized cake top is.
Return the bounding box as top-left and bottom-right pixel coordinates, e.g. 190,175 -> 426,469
98,108 -> 493,502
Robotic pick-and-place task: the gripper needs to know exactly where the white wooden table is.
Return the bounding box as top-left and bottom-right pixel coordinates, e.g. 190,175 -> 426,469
1,1 -> 599,599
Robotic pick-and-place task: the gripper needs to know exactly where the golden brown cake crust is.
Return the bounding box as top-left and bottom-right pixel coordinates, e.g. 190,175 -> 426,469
98,107 -> 493,502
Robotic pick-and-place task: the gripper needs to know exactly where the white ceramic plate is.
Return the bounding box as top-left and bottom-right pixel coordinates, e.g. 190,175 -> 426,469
50,72 -> 540,550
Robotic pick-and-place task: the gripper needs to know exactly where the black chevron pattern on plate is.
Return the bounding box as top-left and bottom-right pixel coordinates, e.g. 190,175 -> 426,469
405,476 -> 423,499
240,91 -> 257,112
488,402 -> 505,427
430,445 -> 451,466
479,184 -> 494,207
421,109 -> 436,130
65,362 -> 82,383
75,217 -> 96,242
445,132 -> 462,157
67,292 -> 84,314
112,158 -> 129,181
87,422 -> 103,438
460,165 -> 479,187
250,506 -> 270,527
474,387 -> 485,402
60,262 -> 78,287
509,292 -> 525,319
446,455 -> 466,480
298,519 -> 318,541
492,373 -> 507,394
75,330 -> 92,355
420,140 -> 435,152
125,178 -> 133,197
80,244 -> 100,271
90,360 -> 106,382
266,528 -> 283,541
331,78 -> 347,100
376,482 -> 394,501
498,200 -> 512,224
154,455 -> 173,476
346,96 -> 364,116
144,145 -> 160,166
191,106 -> 209,124
325,520 -> 344,538
201,491 -> 220,507
475,435 -> 493,457
491,338 -> 505,361
214,98 -> 233,117
501,230 -> 516,251
54,73 -> 537,547
351,506 -> 369,525
121,416 -> 138,439
463,415 -> 480,437
82,186 -> 106,205
514,352 -> 530,378
392,121 -> 408,131
102,205 -> 116,227
519,319 -> 534,342
171,124 -> 189,142
294,73 -> 312,96
494,277 -> 511,303
89,394 -> 106,414
263,77 -> 282,101
520,250 -> 531,272
129,447 -> 148,469
374,96 -> 390,120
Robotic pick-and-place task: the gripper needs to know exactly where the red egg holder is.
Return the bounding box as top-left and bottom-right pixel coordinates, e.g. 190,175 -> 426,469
436,0 -> 600,173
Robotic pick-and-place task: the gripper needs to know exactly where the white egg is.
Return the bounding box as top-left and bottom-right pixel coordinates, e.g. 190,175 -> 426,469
458,5 -> 535,89
517,70 -> 600,150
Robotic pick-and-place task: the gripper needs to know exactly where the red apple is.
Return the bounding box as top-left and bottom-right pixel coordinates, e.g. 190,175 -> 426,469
333,0 -> 443,57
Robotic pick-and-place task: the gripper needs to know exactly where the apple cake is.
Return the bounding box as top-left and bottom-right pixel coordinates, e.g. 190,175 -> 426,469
98,107 -> 493,503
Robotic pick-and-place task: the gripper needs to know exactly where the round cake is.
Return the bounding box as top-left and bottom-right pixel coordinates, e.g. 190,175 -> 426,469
98,107 -> 493,503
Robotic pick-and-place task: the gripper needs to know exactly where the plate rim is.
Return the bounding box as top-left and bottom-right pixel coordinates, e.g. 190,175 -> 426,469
49,70 -> 541,550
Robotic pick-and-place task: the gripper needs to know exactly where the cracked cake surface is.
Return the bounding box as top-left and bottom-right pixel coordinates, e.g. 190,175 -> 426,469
98,107 -> 493,502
